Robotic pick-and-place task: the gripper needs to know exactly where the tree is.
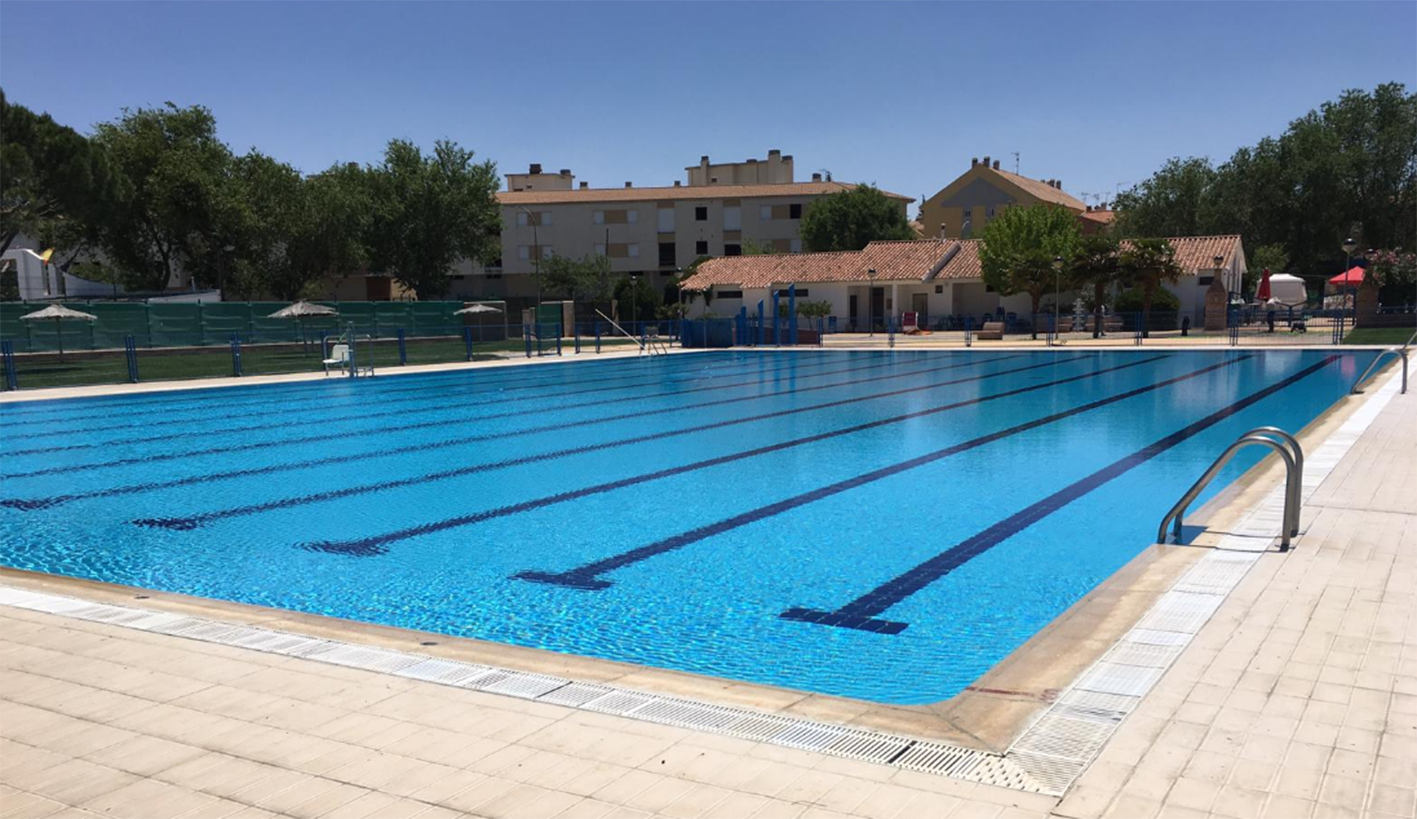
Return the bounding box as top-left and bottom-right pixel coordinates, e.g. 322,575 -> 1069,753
798,185 -> 913,252
979,204 -> 1081,336
365,139 -> 500,299
0,90 -> 113,257
88,103 -> 237,292
540,252 -> 614,305
1119,238 -> 1183,335
1368,249 -> 1417,305
1247,243 -> 1289,298
613,275 -> 658,325
1112,157 -> 1217,239
1068,234 -> 1123,338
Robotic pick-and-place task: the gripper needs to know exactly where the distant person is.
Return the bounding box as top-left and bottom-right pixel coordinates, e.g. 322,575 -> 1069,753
1266,307 -> 1277,333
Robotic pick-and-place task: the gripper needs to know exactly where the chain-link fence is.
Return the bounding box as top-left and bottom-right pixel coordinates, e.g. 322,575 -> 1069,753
0,315 -> 680,391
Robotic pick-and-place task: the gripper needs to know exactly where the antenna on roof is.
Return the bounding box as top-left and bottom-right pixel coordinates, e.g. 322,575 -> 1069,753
817,168 -> 832,182
1010,152 -> 1020,175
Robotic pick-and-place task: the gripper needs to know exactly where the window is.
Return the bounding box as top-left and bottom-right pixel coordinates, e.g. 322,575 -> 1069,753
627,243 -> 639,258
725,244 -> 742,256
595,209 -> 636,225
963,208 -> 973,221
789,203 -> 803,219
760,205 -> 773,221
517,211 -> 551,226
657,208 -> 674,233
518,245 -> 552,260
594,244 -> 606,255
488,258 -> 503,270
986,206 -> 996,218
659,243 -> 675,266
627,209 -> 638,224
790,238 -> 802,254
723,206 -> 742,231
775,289 -> 808,297
695,206 -> 708,221
717,290 -> 743,299
935,285 -> 944,294
593,211 -> 604,225
1197,276 -> 1215,286
518,246 -> 530,261
695,240 -> 709,255
985,284 -> 995,293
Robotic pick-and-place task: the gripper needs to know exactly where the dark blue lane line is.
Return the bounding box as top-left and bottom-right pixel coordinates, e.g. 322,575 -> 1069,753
2,352 -> 954,473
0,349 -> 688,422
8,354 -> 1034,511
300,355 -> 1166,558
3,350 -> 852,441
129,356 -> 1083,530
779,354 -> 1336,634
512,354 -> 1232,592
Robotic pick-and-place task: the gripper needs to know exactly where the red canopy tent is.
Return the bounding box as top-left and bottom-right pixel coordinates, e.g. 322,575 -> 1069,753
1329,266 -> 1365,286
1256,269 -> 1272,300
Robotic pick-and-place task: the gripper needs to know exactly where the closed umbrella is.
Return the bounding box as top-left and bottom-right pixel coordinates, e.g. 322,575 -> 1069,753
268,300 -> 338,350
1255,268 -> 1272,302
20,304 -> 98,360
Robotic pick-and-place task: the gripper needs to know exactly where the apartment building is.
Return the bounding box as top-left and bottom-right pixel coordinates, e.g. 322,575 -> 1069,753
444,151 -> 912,306
918,157 -> 1089,240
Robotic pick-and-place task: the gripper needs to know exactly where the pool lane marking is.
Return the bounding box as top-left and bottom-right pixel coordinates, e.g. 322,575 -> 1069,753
9,354 -> 1029,511
512,354 -> 1243,592
296,355 -> 1165,558
2,353 -> 968,475
777,354 -> 1338,634
128,356 -> 1076,529
3,350 -> 856,441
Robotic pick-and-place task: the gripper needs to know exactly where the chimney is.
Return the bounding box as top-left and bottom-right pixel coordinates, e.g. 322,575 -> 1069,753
982,156 -> 991,168
1056,179 -> 1063,190
579,182 -> 588,189
993,160 -> 1000,170
811,172 -> 822,182
624,181 -> 633,188
701,155 -> 709,163
747,158 -> 757,164
769,149 -> 781,158
673,181 -> 682,187
529,163 -> 542,174
559,168 -> 570,176
971,158 -> 978,167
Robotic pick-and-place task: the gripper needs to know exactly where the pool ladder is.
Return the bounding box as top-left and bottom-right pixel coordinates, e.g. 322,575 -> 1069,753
595,310 -> 667,356
1158,427 -> 1303,552
1351,343 -> 1410,395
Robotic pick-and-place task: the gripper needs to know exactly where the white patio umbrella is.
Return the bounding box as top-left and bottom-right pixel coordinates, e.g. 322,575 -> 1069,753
268,300 -> 338,349
20,304 -> 98,359
453,303 -> 502,315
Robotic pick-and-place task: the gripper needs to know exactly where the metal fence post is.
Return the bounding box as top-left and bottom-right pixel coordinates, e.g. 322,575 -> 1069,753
574,323 -> 581,354
595,321 -> 602,353
965,316 -> 973,348
524,324 -> 533,358
1,340 -> 16,390
124,335 -> 139,382
230,334 -> 243,377
787,284 -> 798,346
463,326 -> 474,361
1134,314 -> 1143,346
888,317 -> 895,348
397,328 -> 407,365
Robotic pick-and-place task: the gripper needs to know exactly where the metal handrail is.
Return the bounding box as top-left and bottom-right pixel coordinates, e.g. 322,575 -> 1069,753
594,310 -> 655,355
1352,346 -> 1409,394
1158,428 -> 1304,552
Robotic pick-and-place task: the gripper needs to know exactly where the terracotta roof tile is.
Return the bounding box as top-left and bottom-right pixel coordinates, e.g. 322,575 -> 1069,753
498,181 -> 912,206
989,169 -> 1087,210
678,236 -> 1241,290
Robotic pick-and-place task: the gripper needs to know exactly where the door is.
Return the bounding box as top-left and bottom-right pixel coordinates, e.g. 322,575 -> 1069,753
848,294 -> 859,331
870,287 -> 885,330
911,293 -> 929,326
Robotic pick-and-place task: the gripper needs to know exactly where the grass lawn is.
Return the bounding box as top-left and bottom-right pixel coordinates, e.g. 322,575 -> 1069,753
1343,327 -> 1417,345
4,335 -> 644,391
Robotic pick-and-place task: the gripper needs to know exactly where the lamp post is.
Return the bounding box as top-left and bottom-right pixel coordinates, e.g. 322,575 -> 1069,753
629,272 -> 640,333
1053,255 -> 1064,341
867,268 -> 878,337
1342,237 -> 1357,321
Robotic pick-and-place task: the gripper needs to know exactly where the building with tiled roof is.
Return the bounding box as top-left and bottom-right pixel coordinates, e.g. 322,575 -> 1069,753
400,150 -> 912,309
680,236 -> 1245,330
918,157 -> 1091,241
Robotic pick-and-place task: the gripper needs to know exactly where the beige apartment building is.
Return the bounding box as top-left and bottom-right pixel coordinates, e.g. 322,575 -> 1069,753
439,151 -> 912,307
918,156 -> 1089,240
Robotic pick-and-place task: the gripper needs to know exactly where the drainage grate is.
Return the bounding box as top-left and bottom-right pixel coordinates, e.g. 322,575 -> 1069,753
1076,662 -> 1164,697
537,682 -> 616,708
825,731 -> 914,766
1105,642 -> 1183,669
1012,715 -> 1113,760
476,672 -> 568,700
306,644 -> 423,674
769,720 -> 849,752
894,741 -> 985,778
581,690 -> 658,716
1008,751 -> 1087,795
630,698 -> 742,732
395,658 -> 494,686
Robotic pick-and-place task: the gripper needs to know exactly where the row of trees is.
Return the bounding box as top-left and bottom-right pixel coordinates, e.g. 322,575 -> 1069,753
978,204 -> 1184,335
1113,83 -> 1416,281
1,93 -> 502,299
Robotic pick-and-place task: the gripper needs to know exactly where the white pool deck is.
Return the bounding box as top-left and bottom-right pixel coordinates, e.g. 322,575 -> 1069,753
1,361 -> 1414,819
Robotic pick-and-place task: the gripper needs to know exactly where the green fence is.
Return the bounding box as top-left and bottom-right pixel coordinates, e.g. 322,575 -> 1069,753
0,300 -> 491,353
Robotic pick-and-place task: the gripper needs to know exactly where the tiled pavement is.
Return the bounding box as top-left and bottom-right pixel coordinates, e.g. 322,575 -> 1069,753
2,372 -> 1413,819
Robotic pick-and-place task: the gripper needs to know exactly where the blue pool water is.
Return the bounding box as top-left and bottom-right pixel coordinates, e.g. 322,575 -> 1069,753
0,349 -> 1378,704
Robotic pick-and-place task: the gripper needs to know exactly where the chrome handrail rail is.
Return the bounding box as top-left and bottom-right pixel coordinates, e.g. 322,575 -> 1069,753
1158,428 -> 1303,552
1352,346 -> 1408,395
594,309 -> 655,355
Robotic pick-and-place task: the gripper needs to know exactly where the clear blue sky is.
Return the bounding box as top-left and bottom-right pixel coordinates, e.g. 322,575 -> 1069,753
3,1 -> 1413,212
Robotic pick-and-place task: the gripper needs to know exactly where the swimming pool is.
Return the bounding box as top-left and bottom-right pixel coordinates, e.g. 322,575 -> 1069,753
0,349 -> 1378,704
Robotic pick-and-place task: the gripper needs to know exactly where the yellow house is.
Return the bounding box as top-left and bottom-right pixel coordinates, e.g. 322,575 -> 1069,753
919,157 -> 1087,240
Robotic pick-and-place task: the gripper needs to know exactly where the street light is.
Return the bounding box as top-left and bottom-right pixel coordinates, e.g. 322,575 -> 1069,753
867,268 -> 877,337
1052,255 -> 1064,341
1342,237 -> 1357,321
629,272 -> 640,332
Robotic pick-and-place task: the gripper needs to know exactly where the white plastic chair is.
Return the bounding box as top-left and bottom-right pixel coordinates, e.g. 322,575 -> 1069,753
323,344 -> 350,376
